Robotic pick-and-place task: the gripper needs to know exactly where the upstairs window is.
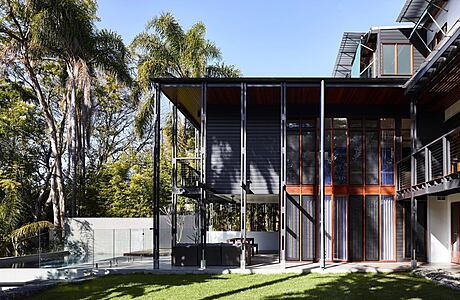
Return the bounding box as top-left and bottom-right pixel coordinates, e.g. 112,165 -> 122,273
382,44 -> 412,75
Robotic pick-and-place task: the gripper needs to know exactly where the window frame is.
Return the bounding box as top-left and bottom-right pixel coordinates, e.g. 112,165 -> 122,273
381,43 -> 413,76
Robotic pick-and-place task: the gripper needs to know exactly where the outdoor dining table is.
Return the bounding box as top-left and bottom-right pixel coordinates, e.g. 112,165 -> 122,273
226,237 -> 258,256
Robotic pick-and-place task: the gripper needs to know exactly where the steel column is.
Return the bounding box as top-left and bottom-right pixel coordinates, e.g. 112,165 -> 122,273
171,103 -> 178,266
410,100 -> 418,269
240,82 -> 247,269
319,80 -> 326,270
442,137 -> 450,176
280,82 -> 287,267
199,83 -> 207,269
152,84 -> 161,269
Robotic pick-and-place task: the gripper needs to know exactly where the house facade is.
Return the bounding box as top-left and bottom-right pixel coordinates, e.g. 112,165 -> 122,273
149,0 -> 460,269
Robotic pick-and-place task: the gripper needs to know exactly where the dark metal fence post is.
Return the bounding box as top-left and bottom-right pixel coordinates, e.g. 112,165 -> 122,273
171,102 -> 178,266
152,83 -> 161,269
280,82 -> 287,267
199,82 -> 207,269
320,80 -> 326,270
240,82 -> 247,269
410,99 -> 418,269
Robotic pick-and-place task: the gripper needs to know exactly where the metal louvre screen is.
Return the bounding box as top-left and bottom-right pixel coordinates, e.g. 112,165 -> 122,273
325,196 -> 332,260
381,196 -> 395,260
301,196 -> 316,260
365,195 -> 379,260
349,195 -> 363,261
334,196 -> 347,260
286,195 -> 300,260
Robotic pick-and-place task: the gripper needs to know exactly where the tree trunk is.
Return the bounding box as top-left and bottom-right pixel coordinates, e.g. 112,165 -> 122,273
48,129 -> 65,228
25,63 -> 66,228
70,73 -> 78,217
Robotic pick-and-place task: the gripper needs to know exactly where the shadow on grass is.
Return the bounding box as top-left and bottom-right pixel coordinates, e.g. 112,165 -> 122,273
29,273 -> 227,300
201,273 -> 302,300
263,272 -> 460,300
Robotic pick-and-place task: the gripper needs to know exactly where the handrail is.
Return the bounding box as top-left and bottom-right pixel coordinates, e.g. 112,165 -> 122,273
396,125 -> 460,165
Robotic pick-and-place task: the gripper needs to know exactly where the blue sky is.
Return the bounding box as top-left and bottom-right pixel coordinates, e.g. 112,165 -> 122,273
97,0 -> 407,77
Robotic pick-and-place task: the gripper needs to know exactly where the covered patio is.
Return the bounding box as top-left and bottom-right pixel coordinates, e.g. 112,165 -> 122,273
147,77 -> 423,270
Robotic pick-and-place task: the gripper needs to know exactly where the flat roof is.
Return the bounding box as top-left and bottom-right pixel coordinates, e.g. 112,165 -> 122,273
158,78 -> 409,127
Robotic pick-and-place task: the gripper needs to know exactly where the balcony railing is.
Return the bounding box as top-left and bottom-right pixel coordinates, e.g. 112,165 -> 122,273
176,157 -> 201,189
397,126 -> 460,192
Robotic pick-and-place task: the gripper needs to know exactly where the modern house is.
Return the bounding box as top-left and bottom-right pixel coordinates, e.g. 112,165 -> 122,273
148,0 -> 460,269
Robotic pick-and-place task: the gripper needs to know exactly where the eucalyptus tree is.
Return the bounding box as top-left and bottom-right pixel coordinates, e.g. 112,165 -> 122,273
131,12 -> 241,137
0,0 -> 131,225
0,0 -> 68,227
30,0 -> 131,216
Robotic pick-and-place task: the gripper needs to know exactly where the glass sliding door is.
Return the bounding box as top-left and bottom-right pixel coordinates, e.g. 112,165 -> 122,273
381,196 -> 395,260
334,196 -> 347,260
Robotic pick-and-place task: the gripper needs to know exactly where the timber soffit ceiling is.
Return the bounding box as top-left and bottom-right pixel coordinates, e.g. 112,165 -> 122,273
332,32 -> 365,78
405,24 -> 460,100
159,78 -> 408,127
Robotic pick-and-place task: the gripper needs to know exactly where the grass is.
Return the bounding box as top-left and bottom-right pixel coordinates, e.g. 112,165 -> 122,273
28,272 -> 460,300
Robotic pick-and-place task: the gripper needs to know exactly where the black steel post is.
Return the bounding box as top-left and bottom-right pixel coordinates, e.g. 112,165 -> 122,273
240,82 -> 247,269
280,82 -> 287,267
410,99 -> 417,269
171,102 -> 178,266
319,80 -> 326,269
199,82 -> 207,269
152,83 -> 161,269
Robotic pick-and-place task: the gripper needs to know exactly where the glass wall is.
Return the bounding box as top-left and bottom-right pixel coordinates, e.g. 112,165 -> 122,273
302,120 -> 316,184
287,121 -> 300,184
381,119 -> 395,185
333,119 -> 348,185
286,118 -> 396,187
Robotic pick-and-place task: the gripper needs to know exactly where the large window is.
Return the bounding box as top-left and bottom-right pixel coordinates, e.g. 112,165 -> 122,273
285,118 -> 396,187
382,44 -> 412,75
333,119 -> 348,184
381,118 -> 395,185
302,120 -> 316,184
349,122 -> 363,184
287,121 -> 300,184
365,120 -> 379,185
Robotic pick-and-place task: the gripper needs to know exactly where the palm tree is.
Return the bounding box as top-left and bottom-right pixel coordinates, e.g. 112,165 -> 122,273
131,12 -> 241,137
31,0 -> 132,216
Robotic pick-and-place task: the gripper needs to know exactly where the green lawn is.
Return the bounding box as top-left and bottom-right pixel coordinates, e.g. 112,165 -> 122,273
28,272 -> 460,300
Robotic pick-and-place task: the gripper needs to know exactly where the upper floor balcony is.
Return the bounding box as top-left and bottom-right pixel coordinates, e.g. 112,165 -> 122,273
397,125 -> 460,199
